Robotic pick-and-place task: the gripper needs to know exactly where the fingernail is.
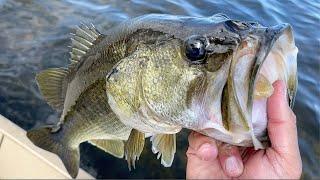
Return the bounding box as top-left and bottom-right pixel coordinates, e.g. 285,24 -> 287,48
225,156 -> 242,175
198,143 -> 217,161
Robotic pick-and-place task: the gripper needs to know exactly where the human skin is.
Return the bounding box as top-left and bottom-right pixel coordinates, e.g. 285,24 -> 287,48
186,80 -> 302,179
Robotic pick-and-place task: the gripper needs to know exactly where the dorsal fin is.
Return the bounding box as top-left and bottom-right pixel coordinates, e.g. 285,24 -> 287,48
69,23 -> 103,67
36,68 -> 69,110
36,24 -> 103,111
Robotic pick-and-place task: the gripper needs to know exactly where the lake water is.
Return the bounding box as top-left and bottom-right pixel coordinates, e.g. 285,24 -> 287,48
0,0 -> 319,178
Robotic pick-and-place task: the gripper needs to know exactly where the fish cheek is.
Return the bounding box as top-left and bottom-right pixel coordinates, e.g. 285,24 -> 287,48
205,51 -> 232,72
141,61 -> 186,119
185,74 -> 207,109
141,57 -> 201,125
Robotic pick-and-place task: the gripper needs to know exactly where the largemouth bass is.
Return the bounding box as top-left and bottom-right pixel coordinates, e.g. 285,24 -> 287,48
27,14 -> 298,178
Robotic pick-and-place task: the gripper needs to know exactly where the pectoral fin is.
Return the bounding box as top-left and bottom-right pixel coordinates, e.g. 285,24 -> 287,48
124,129 -> 145,170
151,134 -> 176,167
89,139 -> 124,158
254,74 -> 274,99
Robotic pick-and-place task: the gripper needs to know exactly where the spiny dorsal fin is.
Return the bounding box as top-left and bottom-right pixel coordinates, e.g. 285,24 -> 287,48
89,139 -> 124,158
151,134 -> 176,167
36,68 -> 68,110
69,23 -> 103,67
124,129 -> 145,170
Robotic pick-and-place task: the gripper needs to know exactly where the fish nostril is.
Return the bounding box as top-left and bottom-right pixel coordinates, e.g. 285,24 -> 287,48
224,20 -> 238,32
249,21 -> 259,26
225,20 -> 250,32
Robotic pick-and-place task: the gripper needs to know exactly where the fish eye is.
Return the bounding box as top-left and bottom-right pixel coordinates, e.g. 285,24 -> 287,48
185,35 -> 207,63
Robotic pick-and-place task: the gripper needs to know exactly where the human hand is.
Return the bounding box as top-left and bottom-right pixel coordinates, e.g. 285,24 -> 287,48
186,80 -> 302,179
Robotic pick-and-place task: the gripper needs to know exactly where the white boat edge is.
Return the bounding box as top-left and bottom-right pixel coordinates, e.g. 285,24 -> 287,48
0,114 -> 94,179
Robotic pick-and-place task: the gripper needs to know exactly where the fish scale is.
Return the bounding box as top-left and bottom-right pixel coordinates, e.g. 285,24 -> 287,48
61,80 -> 132,146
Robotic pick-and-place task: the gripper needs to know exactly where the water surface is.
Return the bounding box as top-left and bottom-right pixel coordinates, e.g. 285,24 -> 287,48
0,0 -> 319,178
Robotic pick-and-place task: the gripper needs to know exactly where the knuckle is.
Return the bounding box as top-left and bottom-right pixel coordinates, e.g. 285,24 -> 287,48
188,132 -> 194,143
188,131 -> 202,144
193,131 -> 203,138
186,147 -> 194,157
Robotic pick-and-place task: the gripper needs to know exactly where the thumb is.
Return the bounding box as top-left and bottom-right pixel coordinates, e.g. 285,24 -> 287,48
187,131 -> 218,161
186,132 -> 227,179
267,80 -> 299,155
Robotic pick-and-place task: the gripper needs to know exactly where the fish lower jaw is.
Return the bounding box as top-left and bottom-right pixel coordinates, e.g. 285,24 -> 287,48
193,105 -> 260,146
198,126 -> 254,147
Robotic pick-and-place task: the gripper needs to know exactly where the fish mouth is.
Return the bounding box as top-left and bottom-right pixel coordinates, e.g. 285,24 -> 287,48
233,23 -> 298,144
248,23 -> 298,108
199,23 -> 298,148
249,24 -> 298,138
